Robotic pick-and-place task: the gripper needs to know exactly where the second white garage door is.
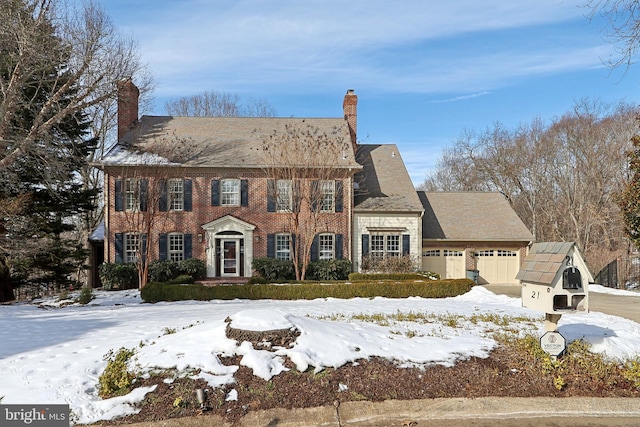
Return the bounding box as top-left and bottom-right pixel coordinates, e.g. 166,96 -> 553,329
475,249 -> 520,284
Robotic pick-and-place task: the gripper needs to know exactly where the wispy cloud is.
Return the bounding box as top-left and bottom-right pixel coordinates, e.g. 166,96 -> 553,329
429,92 -> 492,104
103,0 -> 606,99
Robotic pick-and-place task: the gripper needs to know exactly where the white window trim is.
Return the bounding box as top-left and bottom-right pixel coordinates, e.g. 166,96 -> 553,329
319,180 -> 335,213
319,233 -> 335,260
276,180 -> 293,212
169,178 -> 184,211
168,232 -> 184,262
276,233 -> 291,260
221,178 -> 241,207
125,178 -> 139,212
124,233 -> 140,263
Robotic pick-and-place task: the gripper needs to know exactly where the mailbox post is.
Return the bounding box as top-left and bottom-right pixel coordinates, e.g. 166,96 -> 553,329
516,242 -> 591,355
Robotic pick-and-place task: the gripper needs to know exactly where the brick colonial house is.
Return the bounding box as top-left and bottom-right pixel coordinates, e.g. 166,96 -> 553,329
98,80 -> 367,280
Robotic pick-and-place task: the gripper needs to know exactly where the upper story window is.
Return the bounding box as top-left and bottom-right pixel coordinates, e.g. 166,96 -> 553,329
169,179 -> 184,211
125,178 -> 139,211
319,180 -> 335,213
221,179 -> 240,206
276,180 -> 293,212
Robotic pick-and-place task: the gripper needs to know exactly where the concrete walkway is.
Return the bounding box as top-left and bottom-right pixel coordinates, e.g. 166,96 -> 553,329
94,397 -> 640,426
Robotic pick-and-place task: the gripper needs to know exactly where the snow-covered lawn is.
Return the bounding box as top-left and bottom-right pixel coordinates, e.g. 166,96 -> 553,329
1,285 -> 639,424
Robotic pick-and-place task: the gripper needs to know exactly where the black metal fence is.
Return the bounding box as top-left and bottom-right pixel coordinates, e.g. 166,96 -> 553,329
595,257 -> 640,290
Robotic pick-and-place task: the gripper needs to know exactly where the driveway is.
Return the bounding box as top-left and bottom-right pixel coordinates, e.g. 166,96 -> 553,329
484,284 -> 640,323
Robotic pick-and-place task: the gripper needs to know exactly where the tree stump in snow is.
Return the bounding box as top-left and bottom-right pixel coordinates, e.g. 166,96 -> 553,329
225,317 -> 300,349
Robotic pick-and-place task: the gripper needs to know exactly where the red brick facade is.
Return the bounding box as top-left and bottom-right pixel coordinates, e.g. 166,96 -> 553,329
103,167 -> 352,277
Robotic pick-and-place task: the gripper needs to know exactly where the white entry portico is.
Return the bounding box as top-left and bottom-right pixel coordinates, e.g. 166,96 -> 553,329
202,215 -> 255,278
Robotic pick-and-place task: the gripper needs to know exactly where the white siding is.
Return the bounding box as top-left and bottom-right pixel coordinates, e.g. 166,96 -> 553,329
353,213 -> 422,272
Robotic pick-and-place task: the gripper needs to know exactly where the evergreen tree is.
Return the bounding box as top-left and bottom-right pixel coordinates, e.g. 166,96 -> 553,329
618,130 -> 640,251
0,1 -> 98,299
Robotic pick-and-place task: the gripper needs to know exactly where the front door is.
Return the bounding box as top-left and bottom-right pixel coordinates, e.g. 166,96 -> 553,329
221,239 -> 239,277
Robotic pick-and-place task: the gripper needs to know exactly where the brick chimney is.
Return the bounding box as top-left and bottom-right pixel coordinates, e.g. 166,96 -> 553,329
343,89 -> 357,152
117,78 -> 139,141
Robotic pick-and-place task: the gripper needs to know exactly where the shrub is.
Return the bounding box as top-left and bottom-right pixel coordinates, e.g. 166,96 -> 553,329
361,255 -> 420,273
98,347 -> 137,398
252,257 -> 295,282
76,286 -> 93,305
169,274 -> 195,284
177,258 -> 206,280
141,278 -> 475,303
349,272 -> 439,281
99,263 -> 138,290
247,276 -> 268,285
306,259 -> 352,281
148,259 -> 179,283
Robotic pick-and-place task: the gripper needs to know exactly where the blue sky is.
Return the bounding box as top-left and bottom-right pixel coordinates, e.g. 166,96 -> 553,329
101,0 -> 639,185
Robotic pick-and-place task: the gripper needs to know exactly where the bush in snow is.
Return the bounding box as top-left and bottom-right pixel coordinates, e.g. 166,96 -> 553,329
98,263 -> 138,290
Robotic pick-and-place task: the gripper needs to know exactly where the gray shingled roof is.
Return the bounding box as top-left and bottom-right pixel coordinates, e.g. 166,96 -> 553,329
418,191 -> 533,241
354,144 -> 423,212
515,242 -> 576,285
101,115 -> 360,169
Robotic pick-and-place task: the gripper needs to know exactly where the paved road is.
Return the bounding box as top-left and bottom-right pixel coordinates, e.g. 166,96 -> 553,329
484,284 -> 640,323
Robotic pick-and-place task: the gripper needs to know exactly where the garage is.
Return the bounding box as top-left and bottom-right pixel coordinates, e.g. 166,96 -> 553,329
422,248 -> 466,279
475,249 -> 520,284
418,191 -> 533,285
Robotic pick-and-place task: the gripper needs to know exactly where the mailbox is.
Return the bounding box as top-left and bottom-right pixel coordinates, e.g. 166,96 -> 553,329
517,242 -> 590,315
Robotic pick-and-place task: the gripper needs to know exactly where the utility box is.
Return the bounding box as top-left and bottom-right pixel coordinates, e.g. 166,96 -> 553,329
517,242 -> 590,315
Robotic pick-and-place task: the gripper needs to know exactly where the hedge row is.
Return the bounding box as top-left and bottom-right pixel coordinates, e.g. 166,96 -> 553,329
348,272 -> 440,281
140,278 -> 475,303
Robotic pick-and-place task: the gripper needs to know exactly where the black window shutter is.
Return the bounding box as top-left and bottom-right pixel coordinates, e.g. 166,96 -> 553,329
184,179 -> 192,212
267,234 -> 275,258
362,234 -> 369,256
267,180 -> 276,212
311,235 -> 319,261
159,180 -> 168,212
158,234 -> 167,260
211,179 -> 220,206
402,235 -> 410,256
335,234 -> 343,259
291,233 -> 296,262
139,179 -> 148,212
241,179 -> 249,207
115,179 -> 123,212
115,233 -> 124,263
335,180 -> 343,212
184,234 -> 192,259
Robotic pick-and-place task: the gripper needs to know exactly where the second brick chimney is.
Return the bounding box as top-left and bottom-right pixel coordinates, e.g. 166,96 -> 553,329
343,89 -> 357,152
117,78 -> 139,141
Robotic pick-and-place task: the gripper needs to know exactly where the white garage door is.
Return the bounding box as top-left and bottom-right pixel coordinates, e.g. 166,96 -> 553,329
422,249 -> 466,279
475,249 -> 520,284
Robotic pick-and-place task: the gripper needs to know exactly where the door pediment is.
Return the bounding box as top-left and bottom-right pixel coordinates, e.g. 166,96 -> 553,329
202,215 -> 256,234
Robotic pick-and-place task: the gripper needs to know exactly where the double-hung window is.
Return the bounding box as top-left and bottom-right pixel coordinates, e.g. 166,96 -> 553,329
168,179 -> 184,211
221,179 -> 240,206
125,179 -> 139,211
169,233 -> 184,262
276,180 -> 292,212
124,233 -> 140,263
319,233 -> 335,260
319,180 -> 335,213
275,233 -> 291,260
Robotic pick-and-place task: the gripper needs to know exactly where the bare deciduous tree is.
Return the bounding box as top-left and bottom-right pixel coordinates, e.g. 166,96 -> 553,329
421,99 -> 636,272
260,123 -> 355,280
165,90 -> 276,118
585,0 -> 640,69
